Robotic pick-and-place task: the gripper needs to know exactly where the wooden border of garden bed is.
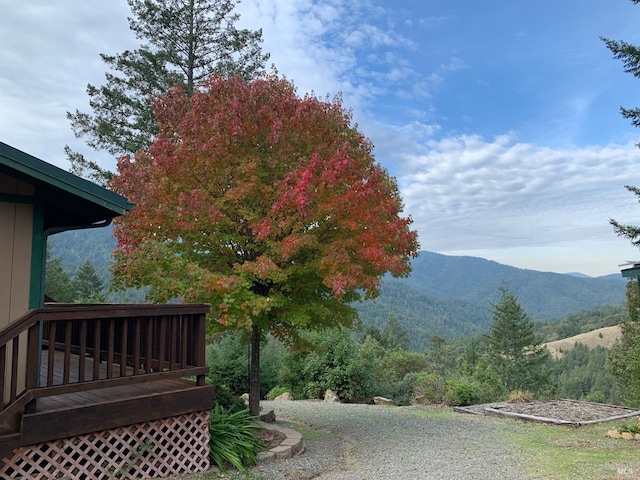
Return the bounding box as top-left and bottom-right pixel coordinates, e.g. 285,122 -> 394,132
454,400 -> 640,427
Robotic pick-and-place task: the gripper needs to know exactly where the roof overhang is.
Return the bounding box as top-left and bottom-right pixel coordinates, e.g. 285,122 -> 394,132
0,141 -> 134,231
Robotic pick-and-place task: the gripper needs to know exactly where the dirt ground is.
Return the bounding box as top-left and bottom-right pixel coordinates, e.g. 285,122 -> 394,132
256,428 -> 287,449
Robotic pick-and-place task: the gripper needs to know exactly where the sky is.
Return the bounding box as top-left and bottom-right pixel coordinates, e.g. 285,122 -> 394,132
2,0 -> 640,276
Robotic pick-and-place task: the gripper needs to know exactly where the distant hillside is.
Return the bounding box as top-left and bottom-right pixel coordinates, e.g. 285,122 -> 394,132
48,227 -> 116,279
353,282 -> 492,349
397,252 -> 626,321
355,252 -> 626,349
544,325 -> 622,358
48,231 -> 628,350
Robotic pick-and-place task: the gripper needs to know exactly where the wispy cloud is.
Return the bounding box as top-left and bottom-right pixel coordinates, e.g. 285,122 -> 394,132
396,134 -> 640,253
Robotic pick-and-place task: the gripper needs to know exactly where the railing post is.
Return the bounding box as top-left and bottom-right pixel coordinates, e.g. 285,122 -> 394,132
25,323 -> 41,414
195,313 -> 207,386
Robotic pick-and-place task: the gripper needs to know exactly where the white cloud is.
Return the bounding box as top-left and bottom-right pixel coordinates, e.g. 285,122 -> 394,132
395,135 -> 640,259
2,0 -> 639,277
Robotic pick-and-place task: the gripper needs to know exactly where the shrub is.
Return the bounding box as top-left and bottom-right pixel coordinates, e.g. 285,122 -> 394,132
444,379 -> 481,406
209,404 -> 265,472
212,388 -> 247,413
584,389 -> 606,404
267,386 -> 289,400
375,373 -> 418,406
617,418 -> 640,435
507,389 -> 534,403
413,373 -> 446,404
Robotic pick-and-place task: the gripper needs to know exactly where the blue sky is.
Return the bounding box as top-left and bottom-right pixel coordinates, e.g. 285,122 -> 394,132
2,0 -> 640,276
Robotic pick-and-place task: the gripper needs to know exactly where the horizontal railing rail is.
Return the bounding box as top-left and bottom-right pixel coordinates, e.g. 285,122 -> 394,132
0,303 -> 210,431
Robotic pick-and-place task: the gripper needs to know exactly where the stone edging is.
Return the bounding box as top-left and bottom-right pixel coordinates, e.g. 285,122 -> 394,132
256,420 -> 305,462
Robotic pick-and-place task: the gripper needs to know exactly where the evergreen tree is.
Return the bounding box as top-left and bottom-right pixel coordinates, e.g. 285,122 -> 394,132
607,280 -> 640,406
73,261 -> 106,302
486,286 -> 551,393
45,246 -> 76,303
602,1 -> 640,407
66,0 -> 269,185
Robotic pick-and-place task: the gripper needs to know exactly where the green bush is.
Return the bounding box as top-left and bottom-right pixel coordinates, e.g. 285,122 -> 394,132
212,388 -> 247,413
280,327 -> 376,403
376,372 -> 418,406
413,372 -> 446,404
209,404 -> 265,472
267,386 -> 289,400
472,357 -> 507,403
444,379 -> 481,406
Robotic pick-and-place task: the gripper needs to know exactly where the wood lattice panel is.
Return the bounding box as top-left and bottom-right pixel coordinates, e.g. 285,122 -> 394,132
0,410 -> 211,479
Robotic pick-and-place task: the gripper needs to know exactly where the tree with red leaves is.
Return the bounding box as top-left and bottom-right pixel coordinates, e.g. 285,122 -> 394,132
110,73 -> 419,414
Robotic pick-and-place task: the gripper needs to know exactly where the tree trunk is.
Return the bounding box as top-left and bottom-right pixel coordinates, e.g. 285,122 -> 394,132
249,324 -> 261,416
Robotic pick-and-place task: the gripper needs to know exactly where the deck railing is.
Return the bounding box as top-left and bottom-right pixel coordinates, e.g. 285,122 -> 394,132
0,303 -> 210,431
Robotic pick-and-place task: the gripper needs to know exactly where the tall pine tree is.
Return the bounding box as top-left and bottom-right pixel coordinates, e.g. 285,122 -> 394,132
487,286 -> 550,394
66,0 -> 269,185
73,261 -> 106,302
603,1 -> 640,407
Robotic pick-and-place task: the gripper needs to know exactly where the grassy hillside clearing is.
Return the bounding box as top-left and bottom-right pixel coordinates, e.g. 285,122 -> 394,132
544,325 -> 622,358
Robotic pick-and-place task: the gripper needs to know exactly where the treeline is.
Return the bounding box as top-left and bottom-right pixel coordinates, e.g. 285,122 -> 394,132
535,304 -> 627,341
45,241 -> 628,407
45,246 -> 106,303
209,289 -> 625,407
45,244 -> 145,303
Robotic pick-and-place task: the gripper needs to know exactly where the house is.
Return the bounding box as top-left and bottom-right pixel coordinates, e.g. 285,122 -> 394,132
0,141 -> 215,479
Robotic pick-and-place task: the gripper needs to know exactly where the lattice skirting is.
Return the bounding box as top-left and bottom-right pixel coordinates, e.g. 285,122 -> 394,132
0,410 -> 211,479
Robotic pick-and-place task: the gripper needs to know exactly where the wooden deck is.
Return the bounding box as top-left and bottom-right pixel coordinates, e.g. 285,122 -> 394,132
0,304 -> 215,458
18,339 -> 215,446
22,376 -> 214,445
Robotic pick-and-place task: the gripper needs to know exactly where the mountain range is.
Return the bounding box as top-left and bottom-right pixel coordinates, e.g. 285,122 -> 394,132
49,228 -> 628,350
353,252 -> 626,349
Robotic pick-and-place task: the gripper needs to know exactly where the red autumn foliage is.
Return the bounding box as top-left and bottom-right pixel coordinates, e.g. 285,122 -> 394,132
111,73 -> 419,339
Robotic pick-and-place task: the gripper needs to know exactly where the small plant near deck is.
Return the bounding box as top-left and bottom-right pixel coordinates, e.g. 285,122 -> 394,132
507,389 -> 535,403
209,404 -> 265,472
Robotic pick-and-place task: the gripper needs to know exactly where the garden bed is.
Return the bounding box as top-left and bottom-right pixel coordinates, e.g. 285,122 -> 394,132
454,399 -> 640,426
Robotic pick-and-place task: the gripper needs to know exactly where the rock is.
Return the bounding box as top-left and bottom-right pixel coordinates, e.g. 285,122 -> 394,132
324,389 -> 340,403
258,408 -> 276,423
240,393 -> 250,404
374,396 -> 394,406
274,392 -> 294,401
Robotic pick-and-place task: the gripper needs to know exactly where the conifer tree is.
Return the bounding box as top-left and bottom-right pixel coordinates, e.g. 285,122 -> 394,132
66,0 -> 269,185
603,1 -> 640,407
607,281 -> 640,406
45,246 -> 76,303
73,261 -> 106,302
486,286 -> 550,393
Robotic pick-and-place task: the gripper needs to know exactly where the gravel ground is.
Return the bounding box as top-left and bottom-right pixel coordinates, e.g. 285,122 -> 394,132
246,400 -> 533,480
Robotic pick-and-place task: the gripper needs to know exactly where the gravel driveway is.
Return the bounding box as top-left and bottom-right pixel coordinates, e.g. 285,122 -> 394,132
250,400 -> 533,480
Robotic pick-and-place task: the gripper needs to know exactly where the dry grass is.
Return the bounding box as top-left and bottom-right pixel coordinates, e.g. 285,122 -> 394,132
543,325 -> 621,358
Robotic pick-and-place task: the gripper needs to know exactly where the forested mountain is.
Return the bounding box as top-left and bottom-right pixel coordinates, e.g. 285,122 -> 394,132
354,252 -> 626,349
48,229 -> 627,350
400,252 -> 625,320
48,227 -> 116,282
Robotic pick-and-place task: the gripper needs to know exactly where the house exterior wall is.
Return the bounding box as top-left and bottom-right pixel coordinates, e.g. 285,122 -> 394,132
0,174 -> 35,397
0,173 -> 34,328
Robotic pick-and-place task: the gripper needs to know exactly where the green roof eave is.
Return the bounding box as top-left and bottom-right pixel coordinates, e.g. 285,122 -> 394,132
621,266 -> 640,278
0,141 -> 134,216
